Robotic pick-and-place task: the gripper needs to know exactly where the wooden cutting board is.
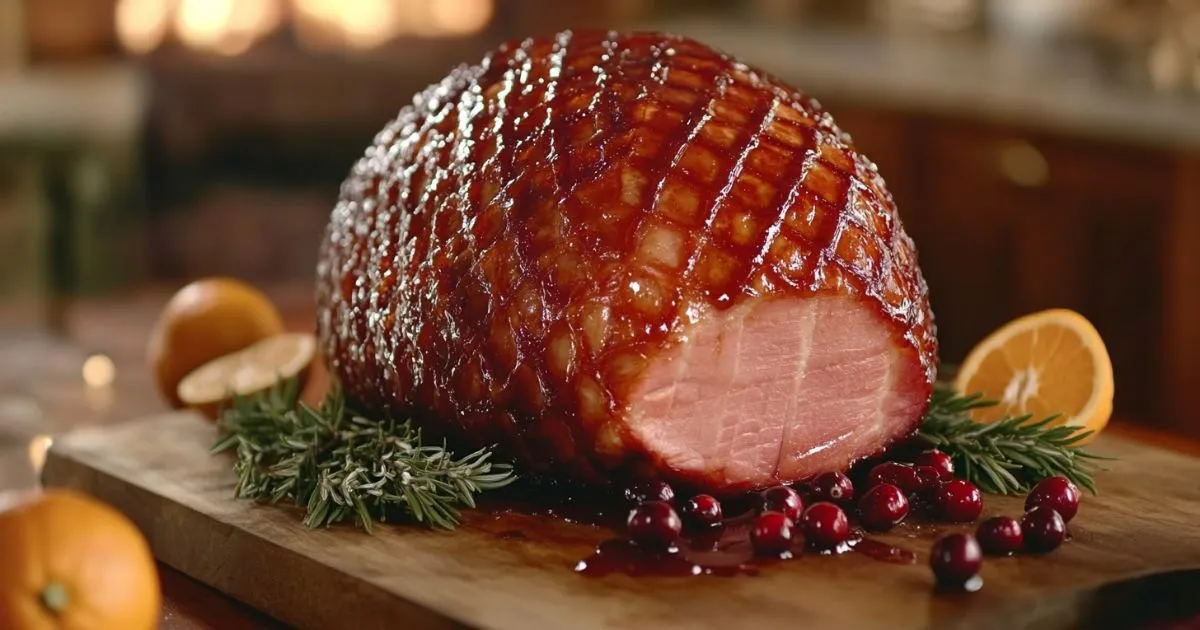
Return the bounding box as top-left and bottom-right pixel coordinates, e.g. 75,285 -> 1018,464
41,413 -> 1200,630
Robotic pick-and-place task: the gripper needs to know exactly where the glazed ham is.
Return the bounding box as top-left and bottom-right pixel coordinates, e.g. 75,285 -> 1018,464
315,30 -> 938,494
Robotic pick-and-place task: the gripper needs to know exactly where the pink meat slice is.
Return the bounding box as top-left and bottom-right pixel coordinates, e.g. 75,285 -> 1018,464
629,296 -> 929,490
315,30 -> 938,494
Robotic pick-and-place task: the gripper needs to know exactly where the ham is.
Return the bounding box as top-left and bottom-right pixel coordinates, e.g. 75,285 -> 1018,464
315,30 -> 938,494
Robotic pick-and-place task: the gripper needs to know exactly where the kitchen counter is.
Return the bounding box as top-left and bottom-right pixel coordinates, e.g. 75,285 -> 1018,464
645,18 -> 1200,152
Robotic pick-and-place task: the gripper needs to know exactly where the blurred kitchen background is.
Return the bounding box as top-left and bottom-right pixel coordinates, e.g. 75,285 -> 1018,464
1,0 -> 1199,440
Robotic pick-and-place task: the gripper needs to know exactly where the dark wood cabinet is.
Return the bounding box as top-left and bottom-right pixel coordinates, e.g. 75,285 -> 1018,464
825,104 -> 1193,431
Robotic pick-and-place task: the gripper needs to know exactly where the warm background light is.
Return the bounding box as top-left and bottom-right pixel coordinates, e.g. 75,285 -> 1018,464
116,0 -> 494,55
115,0 -> 171,54
175,0 -> 234,50
174,0 -> 282,56
429,0 -> 493,36
82,354 -> 116,388
27,435 -> 53,474
294,0 -> 403,51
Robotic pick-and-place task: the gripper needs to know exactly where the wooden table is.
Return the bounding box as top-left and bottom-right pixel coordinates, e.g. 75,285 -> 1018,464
1,286 -> 1196,629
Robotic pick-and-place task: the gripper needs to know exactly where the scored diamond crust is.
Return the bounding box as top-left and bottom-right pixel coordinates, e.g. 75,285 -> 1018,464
316,30 -> 937,487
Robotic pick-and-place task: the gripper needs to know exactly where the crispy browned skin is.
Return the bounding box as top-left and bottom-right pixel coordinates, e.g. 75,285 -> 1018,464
316,30 -> 937,489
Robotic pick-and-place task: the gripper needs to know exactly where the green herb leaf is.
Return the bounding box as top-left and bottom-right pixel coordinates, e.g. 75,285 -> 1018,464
212,378 -> 517,531
917,384 -> 1112,495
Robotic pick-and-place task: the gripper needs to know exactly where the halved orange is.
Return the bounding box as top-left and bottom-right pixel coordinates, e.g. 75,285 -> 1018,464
177,332 -> 316,419
147,277 -> 286,409
953,309 -> 1114,443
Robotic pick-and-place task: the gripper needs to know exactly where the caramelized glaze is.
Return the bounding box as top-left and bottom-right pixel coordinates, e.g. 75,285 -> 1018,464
315,30 -> 937,490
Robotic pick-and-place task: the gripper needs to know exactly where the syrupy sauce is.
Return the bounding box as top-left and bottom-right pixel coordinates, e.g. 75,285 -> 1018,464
574,512 -> 762,577
850,536 -> 919,564
474,478 -> 646,530
574,539 -> 759,577
475,477 -> 920,578
574,519 -> 917,578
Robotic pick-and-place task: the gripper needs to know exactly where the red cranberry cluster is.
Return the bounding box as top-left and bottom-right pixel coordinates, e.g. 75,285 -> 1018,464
623,448 -> 986,558
620,452 -> 1081,588
858,450 -> 982,530
751,485 -> 854,555
929,475 -> 1080,591
625,480 -> 856,558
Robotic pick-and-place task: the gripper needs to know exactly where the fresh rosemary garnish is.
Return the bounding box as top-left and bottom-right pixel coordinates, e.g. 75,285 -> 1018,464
211,377 -> 516,531
212,368 -> 1106,531
916,384 -> 1110,495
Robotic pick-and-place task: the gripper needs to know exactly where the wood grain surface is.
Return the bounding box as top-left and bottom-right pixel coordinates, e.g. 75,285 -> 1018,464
41,413 -> 1200,630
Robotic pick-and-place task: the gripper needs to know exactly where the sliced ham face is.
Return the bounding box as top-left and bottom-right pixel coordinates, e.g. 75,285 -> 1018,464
316,30 -> 938,494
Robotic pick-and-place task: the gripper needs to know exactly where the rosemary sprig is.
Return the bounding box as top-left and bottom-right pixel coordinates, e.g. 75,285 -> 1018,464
211,377 -> 516,531
916,384 -> 1111,495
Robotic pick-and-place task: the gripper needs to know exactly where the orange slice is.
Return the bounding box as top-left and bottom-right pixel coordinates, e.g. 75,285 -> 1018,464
177,332 -> 316,419
953,309 -> 1114,442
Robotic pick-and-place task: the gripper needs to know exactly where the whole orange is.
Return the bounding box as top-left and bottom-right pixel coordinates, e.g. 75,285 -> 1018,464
0,489 -> 161,630
147,277 -> 285,408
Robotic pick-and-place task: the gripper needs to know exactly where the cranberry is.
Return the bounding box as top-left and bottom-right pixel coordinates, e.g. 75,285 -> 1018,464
1025,476 -> 1080,523
929,533 -> 983,588
681,494 -> 723,529
976,516 -> 1023,556
866,462 -> 921,494
626,501 -> 682,550
1021,506 -> 1067,552
857,483 -> 909,531
761,486 -> 804,522
913,466 -> 944,492
750,512 -> 795,557
624,480 -> 675,505
810,471 -> 855,507
935,479 -> 983,523
801,502 -> 850,550
914,449 -> 955,480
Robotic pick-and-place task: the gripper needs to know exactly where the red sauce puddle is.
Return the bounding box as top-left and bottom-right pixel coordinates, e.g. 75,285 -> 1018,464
848,536 -> 919,564
476,478 -> 920,578
574,520 -> 917,578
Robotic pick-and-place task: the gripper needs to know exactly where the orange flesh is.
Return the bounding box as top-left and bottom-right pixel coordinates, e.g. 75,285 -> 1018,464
966,324 -> 1097,424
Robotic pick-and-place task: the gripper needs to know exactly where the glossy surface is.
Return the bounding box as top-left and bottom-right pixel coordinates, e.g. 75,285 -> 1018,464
801,502 -> 850,550
929,533 -> 983,587
1026,476 -> 1081,523
624,479 -> 676,505
913,449 -> 954,480
866,461 -> 920,494
858,483 -> 909,531
1022,506 -> 1068,553
626,501 -> 683,549
681,494 -> 723,529
750,512 -> 796,557
760,485 -> 804,521
314,30 -> 937,491
809,471 -> 855,507
574,538 -> 757,577
912,465 -> 943,493
977,516 -> 1024,556
575,519 -> 914,578
935,479 -> 984,523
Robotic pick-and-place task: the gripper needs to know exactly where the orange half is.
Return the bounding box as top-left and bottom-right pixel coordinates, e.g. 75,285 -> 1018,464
177,332 -> 316,419
953,309 -> 1115,443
